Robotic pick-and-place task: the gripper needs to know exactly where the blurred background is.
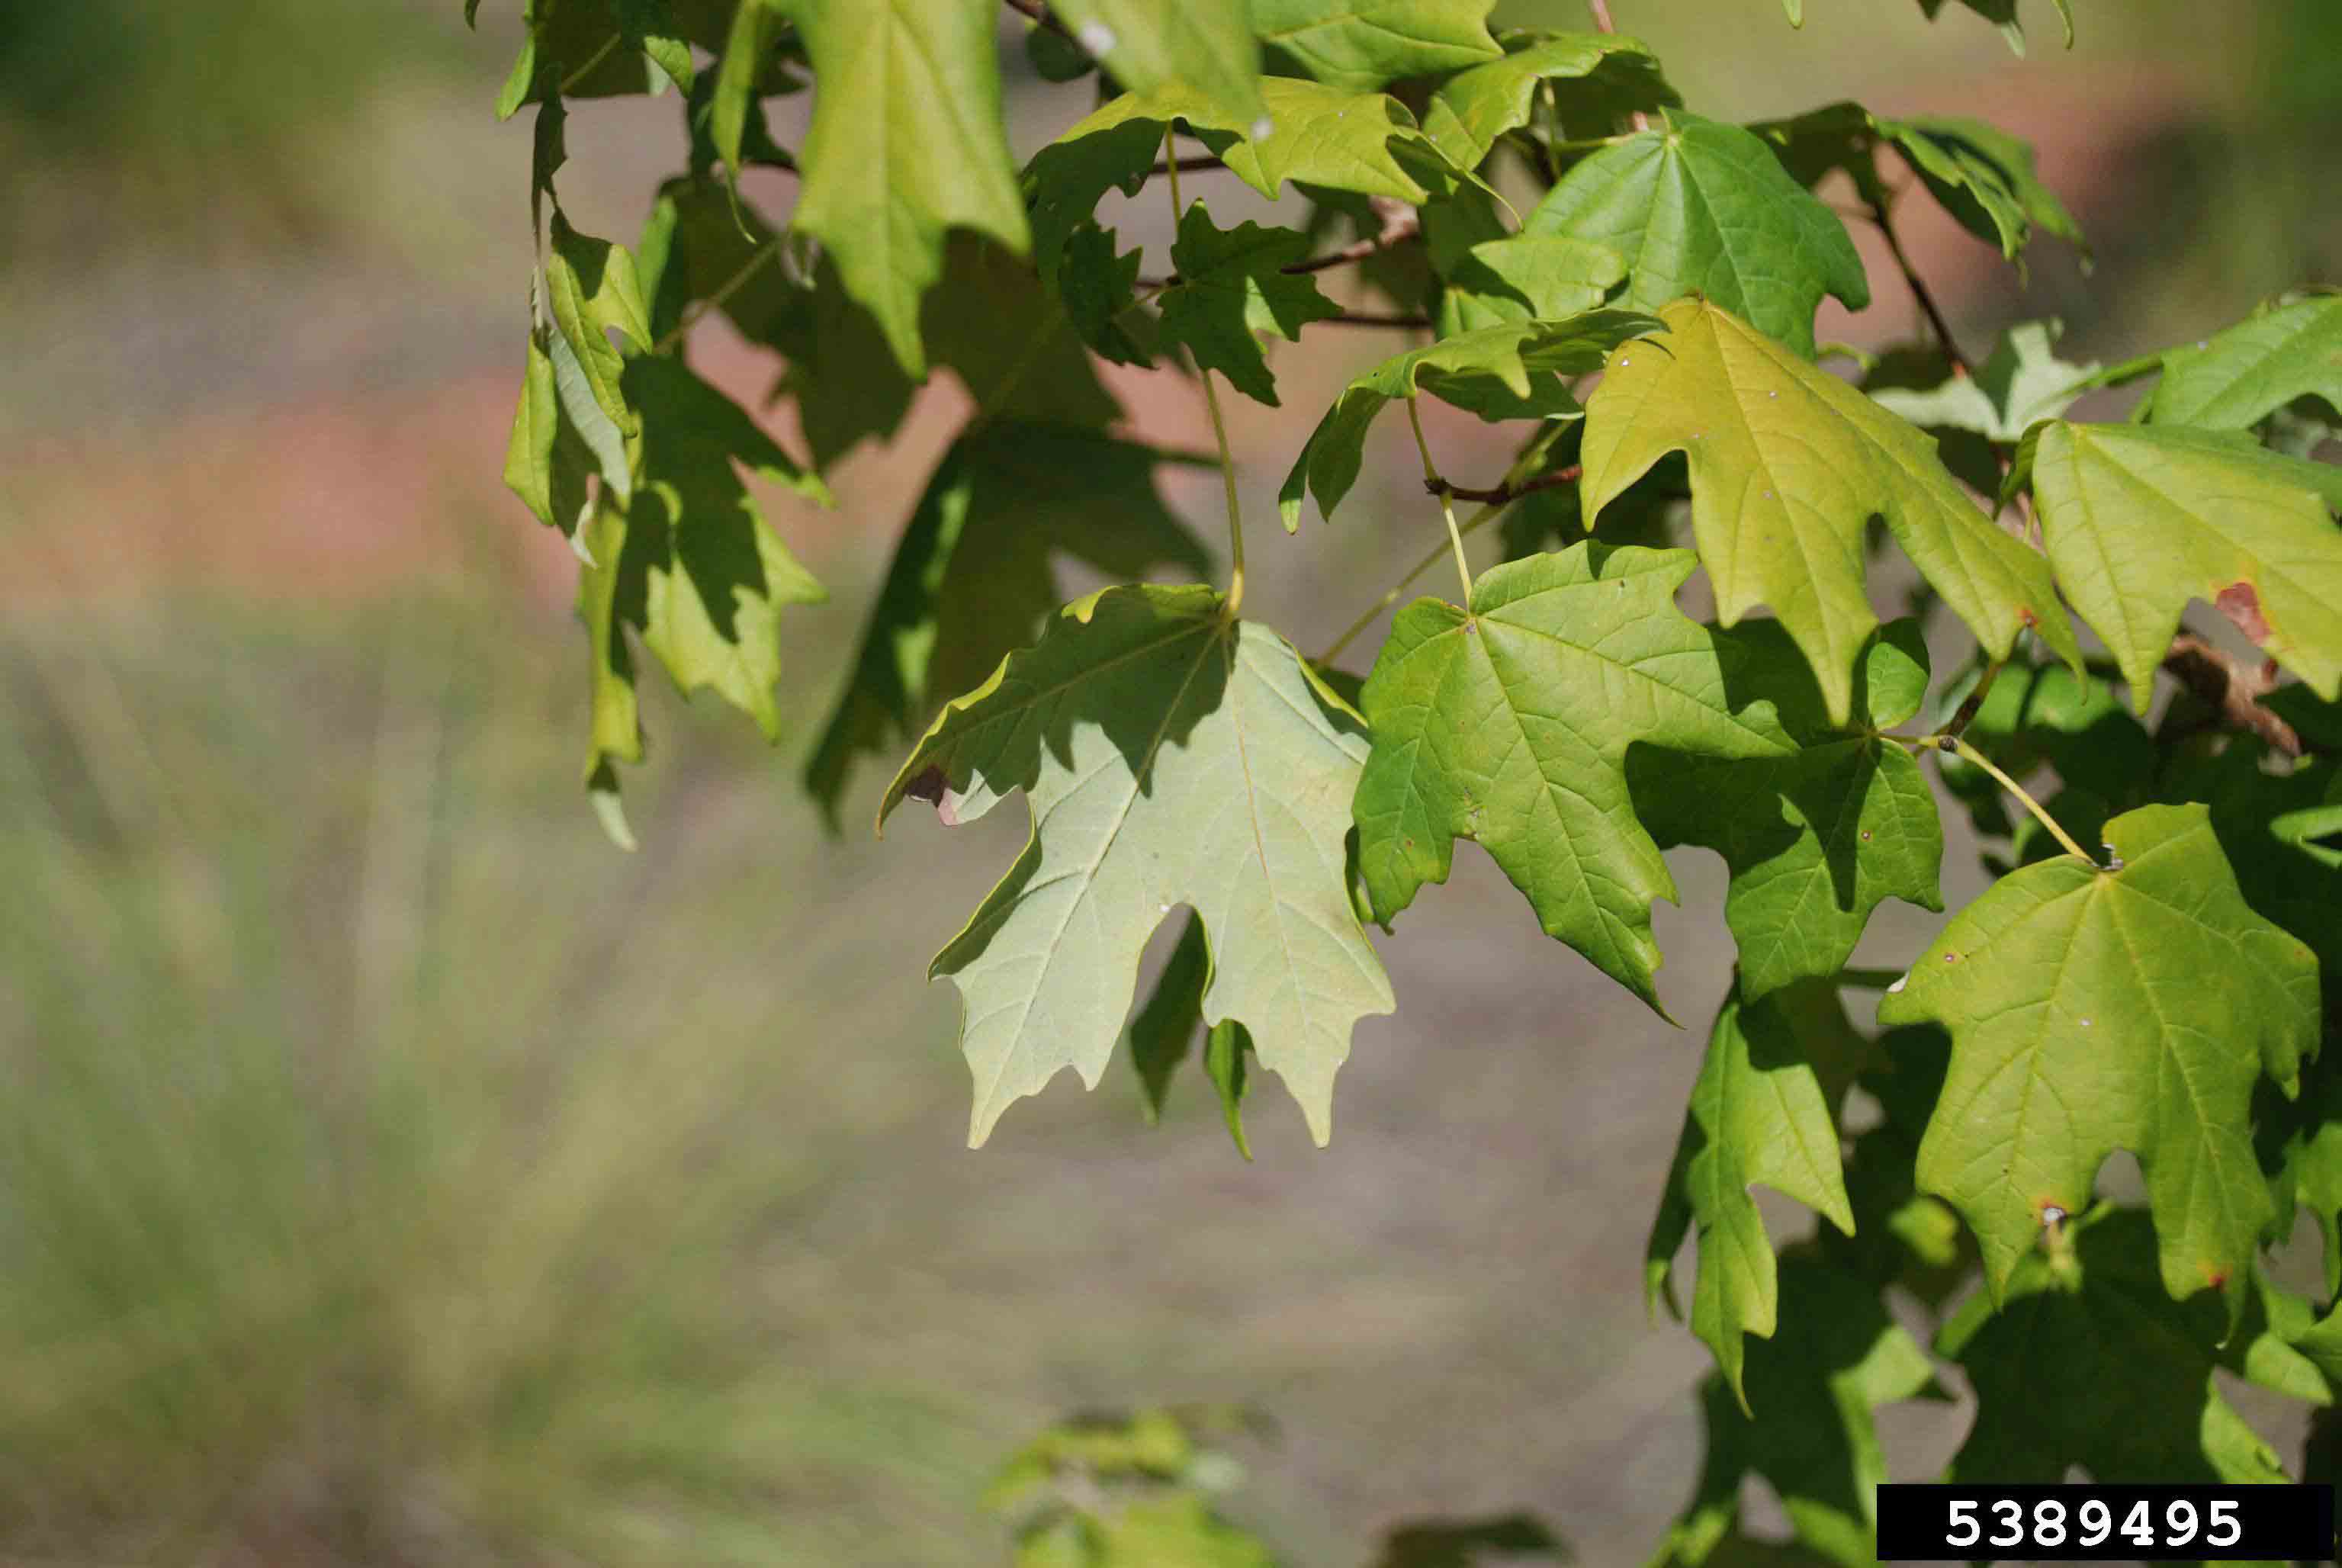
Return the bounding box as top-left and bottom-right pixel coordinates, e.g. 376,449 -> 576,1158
2,1 -> 2336,1561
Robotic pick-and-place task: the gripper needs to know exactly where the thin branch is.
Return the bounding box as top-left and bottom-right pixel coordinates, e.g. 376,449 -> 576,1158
652,239 -> 782,355
1319,311 -> 1432,329
1407,397 -> 1476,606
1870,198 -> 1971,374
1150,156 -> 1232,176
1165,129 -> 1247,618
1145,209 -> 1423,290
2163,635 -> 2305,757
1586,0 -> 1620,31
1428,465 -> 1582,506
1002,0 -> 1075,39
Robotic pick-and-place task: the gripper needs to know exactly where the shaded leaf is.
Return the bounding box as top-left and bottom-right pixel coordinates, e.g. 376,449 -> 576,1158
1937,1206 -> 2292,1484
1157,205 -> 1343,405
1579,298 -> 2083,726
1932,657 -> 2154,844
1756,104 -> 2083,267
546,211 -> 653,436
1523,111 -> 1866,358
1280,310 -> 1661,528
1253,0 -> 1503,92
2148,292 -> 2342,432
1653,1260 -> 1939,1568
1877,803 -> 2321,1313
776,0 -> 1030,374
503,326 -> 597,535
879,586 -> 1396,1147
805,423 -> 1211,826
580,358 -> 828,790
1418,31 -> 1676,171
1866,320 -> 2097,442
2022,420 -> 2342,708
1126,911 -> 1257,1158
1061,223 -> 1156,368
1370,1512 -> 1567,1567
1916,0 -> 2075,56
1646,982 -> 1862,1406
1351,544 -> 1785,1004
1630,622 -> 1944,1001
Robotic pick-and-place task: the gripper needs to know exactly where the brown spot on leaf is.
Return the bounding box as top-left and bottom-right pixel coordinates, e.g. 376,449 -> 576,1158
903,766 -> 953,825
2205,1268 -> 2229,1291
2216,580 -> 2271,642
2018,606 -> 2038,628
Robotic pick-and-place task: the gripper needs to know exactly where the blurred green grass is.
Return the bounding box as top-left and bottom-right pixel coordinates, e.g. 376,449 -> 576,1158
0,590 -> 998,1563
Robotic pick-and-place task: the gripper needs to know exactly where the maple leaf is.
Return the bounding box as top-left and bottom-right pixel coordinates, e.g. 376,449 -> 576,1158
1155,204 -> 1343,406
2022,421 -> 2342,708
1866,320 -> 2098,442
1434,233 -> 1624,337
1579,298 -> 2083,726
1279,310 -> 1661,529
772,0 -> 1030,375
1252,0 -> 1503,92
1938,1207 -> 2293,1484
2148,292 -> 2342,431
1047,0 -> 1264,126
1523,111 -> 1866,358
1646,982 -> 1864,1406
804,422 -> 1212,827
1630,621 -> 1945,1001
1878,802 -> 2321,1314
1126,911 -> 1257,1158
1653,1259 -> 1942,1568
879,585 -> 1395,1147
1418,31 -> 1676,170
1350,544 -> 1786,1006
579,358 -> 827,801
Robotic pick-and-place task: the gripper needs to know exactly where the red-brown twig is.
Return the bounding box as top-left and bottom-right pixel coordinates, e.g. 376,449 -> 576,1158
1426,465 -> 1584,506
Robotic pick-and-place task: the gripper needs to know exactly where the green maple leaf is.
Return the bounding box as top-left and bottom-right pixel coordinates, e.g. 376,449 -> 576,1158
1937,1207 -> 2291,1483
1877,802 -> 2321,1313
1866,320 -> 2098,442
1126,911 -> 1257,1157
546,211 -> 653,437
1646,982 -> 1864,1406
2022,421 -> 2342,708
2148,292 -> 2342,431
580,358 -> 828,795
2167,738 -> 2342,989
770,0 -> 1030,376
804,422 -> 1211,826
1629,621 -> 1945,1001
1048,0 -> 1263,124
1030,76 -> 1452,264
1821,1025 -> 1970,1305
1580,298 -> 2083,727
1522,111 -> 1866,358
1916,0 -> 2076,56
1156,205 -> 1343,406
1059,223 -> 1155,368
1434,233 -> 1624,337
642,180 -> 1119,466
1653,1259 -> 1941,1568
879,585 -> 1396,1147
1350,544 -> 1785,1005
1279,310 -> 1661,529
1418,31 -> 1676,170
1757,105 -> 2083,269
1251,0 -> 1502,91
493,0 -> 708,116
1016,1494 -> 1278,1567
503,326 -> 598,536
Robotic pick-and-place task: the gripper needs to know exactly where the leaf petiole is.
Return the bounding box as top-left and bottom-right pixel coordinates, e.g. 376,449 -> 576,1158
1166,129 -> 1246,618
1913,733 -> 2096,864
1406,397 -> 1474,607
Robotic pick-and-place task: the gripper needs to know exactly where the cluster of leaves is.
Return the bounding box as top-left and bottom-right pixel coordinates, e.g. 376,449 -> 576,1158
472,0 -> 2342,1557
989,1406 -> 1567,1566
